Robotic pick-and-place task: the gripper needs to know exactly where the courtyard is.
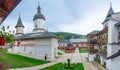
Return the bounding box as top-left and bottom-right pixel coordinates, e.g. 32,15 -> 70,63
4,48 -> 105,70
1,0 -> 120,70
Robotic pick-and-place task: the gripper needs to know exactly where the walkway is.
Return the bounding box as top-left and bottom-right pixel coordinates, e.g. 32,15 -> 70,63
83,62 -> 96,70
57,48 -> 88,63
10,62 -> 58,70
92,62 -> 106,70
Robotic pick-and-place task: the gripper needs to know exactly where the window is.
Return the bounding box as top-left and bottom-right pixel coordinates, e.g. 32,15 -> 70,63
35,24 -> 37,28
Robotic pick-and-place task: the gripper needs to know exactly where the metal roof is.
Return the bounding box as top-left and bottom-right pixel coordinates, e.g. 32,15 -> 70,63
70,39 -> 87,42
33,3 -> 45,21
88,30 -> 100,35
15,16 -> 24,28
102,5 -> 114,24
15,31 -> 57,39
58,40 -> 70,43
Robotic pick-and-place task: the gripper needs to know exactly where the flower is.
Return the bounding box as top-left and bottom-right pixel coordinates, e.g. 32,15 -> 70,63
17,39 -> 21,47
6,65 -> 10,70
0,36 -> 5,46
0,26 -> 15,45
0,63 -> 2,68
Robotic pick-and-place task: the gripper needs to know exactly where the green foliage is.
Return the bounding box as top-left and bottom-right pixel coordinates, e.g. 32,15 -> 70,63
67,58 -> 71,67
53,32 -> 87,40
118,35 -> 120,38
41,63 -> 84,70
58,35 -> 64,40
0,51 -> 49,68
79,49 -> 88,53
0,26 -> 15,44
41,63 -> 64,70
57,52 -> 63,55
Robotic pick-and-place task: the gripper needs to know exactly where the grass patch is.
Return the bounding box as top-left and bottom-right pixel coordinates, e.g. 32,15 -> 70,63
0,50 -> 49,68
58,52 -> 63,55
79,49 -> 88,53
41,63 -> 84,70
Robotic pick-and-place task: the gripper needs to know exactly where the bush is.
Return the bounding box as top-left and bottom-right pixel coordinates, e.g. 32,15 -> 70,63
58,52 -> 62,55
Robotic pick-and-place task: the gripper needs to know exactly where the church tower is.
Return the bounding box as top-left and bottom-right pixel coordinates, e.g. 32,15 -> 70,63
33,3 -> 45,33
102,3 -> 114,28
15,15 -> 24,36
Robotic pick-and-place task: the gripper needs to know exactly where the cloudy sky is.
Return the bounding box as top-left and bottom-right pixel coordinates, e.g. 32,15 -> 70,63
2,0 -> 120,35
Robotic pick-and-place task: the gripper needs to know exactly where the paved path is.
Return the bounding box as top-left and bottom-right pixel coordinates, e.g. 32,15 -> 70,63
57,48 -> 88,63
92,62 -> 106,70
10,62 -> 58,70
83,62 -> 96,70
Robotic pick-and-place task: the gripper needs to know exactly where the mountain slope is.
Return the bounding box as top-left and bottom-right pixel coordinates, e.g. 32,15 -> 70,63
52,32 -> 87,40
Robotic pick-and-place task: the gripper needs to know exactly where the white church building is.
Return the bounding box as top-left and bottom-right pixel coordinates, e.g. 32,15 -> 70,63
12,4 -> 58,61
87,4 -> 120,70
106,11 -> 120,70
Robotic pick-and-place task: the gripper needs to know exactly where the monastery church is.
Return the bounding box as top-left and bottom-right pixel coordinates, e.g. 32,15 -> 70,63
12,4 -> 58,61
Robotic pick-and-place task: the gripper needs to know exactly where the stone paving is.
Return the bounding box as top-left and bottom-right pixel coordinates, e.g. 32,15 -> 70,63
10,48 -> 105,70
57,48 -> 88,63
83,62 -> 96,70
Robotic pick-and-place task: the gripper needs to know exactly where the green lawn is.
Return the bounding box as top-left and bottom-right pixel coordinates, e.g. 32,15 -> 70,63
79,49 -> 88,53
0,50 -> 49,68
41,63 -> 84,70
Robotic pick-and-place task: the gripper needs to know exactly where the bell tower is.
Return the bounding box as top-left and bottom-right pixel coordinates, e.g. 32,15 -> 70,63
33,3 -> 45,33
15,15 -> 24,36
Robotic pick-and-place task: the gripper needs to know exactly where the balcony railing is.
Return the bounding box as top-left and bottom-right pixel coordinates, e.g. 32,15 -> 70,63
101,50 -> 107,55
88,39 -> 98,44
102,38 -> 108,43
89,47 -> 98,54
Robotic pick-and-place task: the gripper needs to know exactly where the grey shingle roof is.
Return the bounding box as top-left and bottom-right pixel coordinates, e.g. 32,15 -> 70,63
58,40 -> 70,43
102,6 -> 114,24
15,31 -> 57,39
88,30 -> 100,35
15,16 -> 24,28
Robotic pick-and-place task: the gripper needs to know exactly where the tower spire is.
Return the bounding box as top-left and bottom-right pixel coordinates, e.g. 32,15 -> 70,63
110,2 -> 112,7
107,2 -> 114,16
102,2 -> 114,24
37,2 -> 41,13
15,14 -> 24,28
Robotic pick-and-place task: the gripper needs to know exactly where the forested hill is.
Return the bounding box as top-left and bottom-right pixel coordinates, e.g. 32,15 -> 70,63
52,32 -> 87,40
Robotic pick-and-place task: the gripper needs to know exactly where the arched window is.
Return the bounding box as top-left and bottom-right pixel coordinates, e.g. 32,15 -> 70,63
35,24 -> 37,28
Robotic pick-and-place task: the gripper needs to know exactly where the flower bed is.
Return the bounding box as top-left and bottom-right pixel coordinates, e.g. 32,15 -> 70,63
0,26 -> 15,46
0,36 -> 5,46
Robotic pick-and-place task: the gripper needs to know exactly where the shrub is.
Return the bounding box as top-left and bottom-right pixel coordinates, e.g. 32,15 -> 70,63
57,52 -> 62,55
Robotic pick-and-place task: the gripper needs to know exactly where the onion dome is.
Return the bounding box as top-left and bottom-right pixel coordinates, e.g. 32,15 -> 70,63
33,4 -> 45,21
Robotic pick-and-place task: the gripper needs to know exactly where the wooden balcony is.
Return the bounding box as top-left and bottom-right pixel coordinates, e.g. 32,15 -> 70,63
102,38 -> 108,43
101,50 -> 107,55
88,39 -> 98,44
89,47 -> 98,54
97,50 -> 107,59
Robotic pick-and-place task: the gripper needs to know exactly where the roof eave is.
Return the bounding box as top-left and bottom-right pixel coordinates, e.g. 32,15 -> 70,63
1,0 -> 22,24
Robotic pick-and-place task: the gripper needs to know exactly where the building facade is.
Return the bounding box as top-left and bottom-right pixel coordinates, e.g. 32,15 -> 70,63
87,5 -> 120,70
12,3 -> 58,61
